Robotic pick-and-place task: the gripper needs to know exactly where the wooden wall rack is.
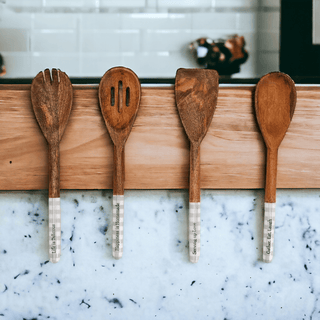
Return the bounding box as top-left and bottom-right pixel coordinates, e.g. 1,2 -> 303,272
1,84 -> 320,190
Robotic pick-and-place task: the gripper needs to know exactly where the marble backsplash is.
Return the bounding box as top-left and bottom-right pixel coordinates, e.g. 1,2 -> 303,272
0,189 -> 319,319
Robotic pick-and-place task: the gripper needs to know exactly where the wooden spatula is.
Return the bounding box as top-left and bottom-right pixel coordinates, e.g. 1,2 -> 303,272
175,68 -> 219,263
31,68 -> 73,263
99,67 -> 141,259
255,71 -> 296,263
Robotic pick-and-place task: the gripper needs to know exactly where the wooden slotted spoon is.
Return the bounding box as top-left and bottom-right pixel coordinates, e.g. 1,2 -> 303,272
255,71 -> 296,263
175,68 -> 219,263
99,67 -> 141,259
31,68 -> 73,263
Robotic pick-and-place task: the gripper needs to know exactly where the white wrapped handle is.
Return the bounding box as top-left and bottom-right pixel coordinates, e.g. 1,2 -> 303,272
113,195 -> 124,259
189,202 -> 201,263
49,198 -> 61,263
263,202 -> 276,263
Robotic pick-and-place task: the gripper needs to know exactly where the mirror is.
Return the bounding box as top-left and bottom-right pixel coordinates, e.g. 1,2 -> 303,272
0,0 -> 280,80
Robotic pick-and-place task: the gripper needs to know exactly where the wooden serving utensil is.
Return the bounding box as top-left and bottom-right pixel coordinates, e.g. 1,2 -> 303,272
175,68 -> 219,263
99,67 -> 141,259
31,68 -> 73,263
255,71 -> 296,263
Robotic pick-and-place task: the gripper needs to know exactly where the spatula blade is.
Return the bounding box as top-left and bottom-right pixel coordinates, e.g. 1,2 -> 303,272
175,68 -> 219,145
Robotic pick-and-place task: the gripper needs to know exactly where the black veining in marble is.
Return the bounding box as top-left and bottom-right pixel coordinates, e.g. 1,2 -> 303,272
80,299 -> 91,308
73,199 -> 79,207
40,261 -> 49,267
106,298 -> 123,308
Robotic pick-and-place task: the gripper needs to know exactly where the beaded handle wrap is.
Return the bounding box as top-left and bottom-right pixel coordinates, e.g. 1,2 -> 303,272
113,195 -> 124,259
189,202 -> 201,263
49,198 -> 61,263
263,202 -> 276,263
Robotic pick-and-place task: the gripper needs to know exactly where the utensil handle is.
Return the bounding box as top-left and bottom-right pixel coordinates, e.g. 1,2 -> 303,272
113,194 -> 124,259
265,148 -> 278,203
113,145 -> 125,196
263,202 -> 276,262
113,145 -> 125,259
48,143 -> 61,263
190,142 -> 201,202
48,143 -> 60,198
189,143 -> 201,263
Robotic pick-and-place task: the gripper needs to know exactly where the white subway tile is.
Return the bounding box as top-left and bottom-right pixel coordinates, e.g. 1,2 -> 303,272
158,0 -> 211,8
122,13 -> 191,30
34,13 -> 77,29
215,0 -> 258,8
0,29 -> 29,52
81,13 -> 121,29
1,53 -> 32,78
258,32 -> 279,51
81,29 -> 140,53
33,30 -> 77,52
81,30 -> 121,52
261,0 -> 280,7
84,0 -> 99,6
257,52 -> 279,76
258,12 -> 280,31
100,0 -> 145,7
142,30 -> 192,52
80,53 -> 123,76
146,0 -> 157,7
192,13 -> 238,30
32,53 -> 80,76
44,0 -> 93,6
6,0 -> 42,7
237,12 -> 257,31
0,12 -> 32,29
122,52 -> 197,78
120,30 -> 140,52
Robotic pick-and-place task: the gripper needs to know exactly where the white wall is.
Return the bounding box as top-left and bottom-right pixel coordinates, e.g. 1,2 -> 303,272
0,0 -> 280,78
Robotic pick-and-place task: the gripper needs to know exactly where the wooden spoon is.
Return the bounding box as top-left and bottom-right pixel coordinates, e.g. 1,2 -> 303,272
255,71 -> 296,263
175,68 -> 219,263
99,67 -> 141,259
31,68 -> 73,263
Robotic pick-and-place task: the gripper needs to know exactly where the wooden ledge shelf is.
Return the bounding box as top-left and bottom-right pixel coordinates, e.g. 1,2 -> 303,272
1,84 -> 320,190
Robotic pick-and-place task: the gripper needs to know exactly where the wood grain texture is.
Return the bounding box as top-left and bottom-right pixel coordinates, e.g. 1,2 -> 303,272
30,69 -> 73,197
175,68 -> 219,202
255,72 -> 296,202
1,84 -> 320,190
99,67 -> 141,195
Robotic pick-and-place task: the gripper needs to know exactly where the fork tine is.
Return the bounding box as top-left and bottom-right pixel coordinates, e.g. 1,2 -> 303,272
52,69 -> 59,84
44,69 -> 51,84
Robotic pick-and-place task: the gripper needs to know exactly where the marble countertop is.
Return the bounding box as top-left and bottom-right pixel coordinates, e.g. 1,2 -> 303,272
1,189 -> 319,319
